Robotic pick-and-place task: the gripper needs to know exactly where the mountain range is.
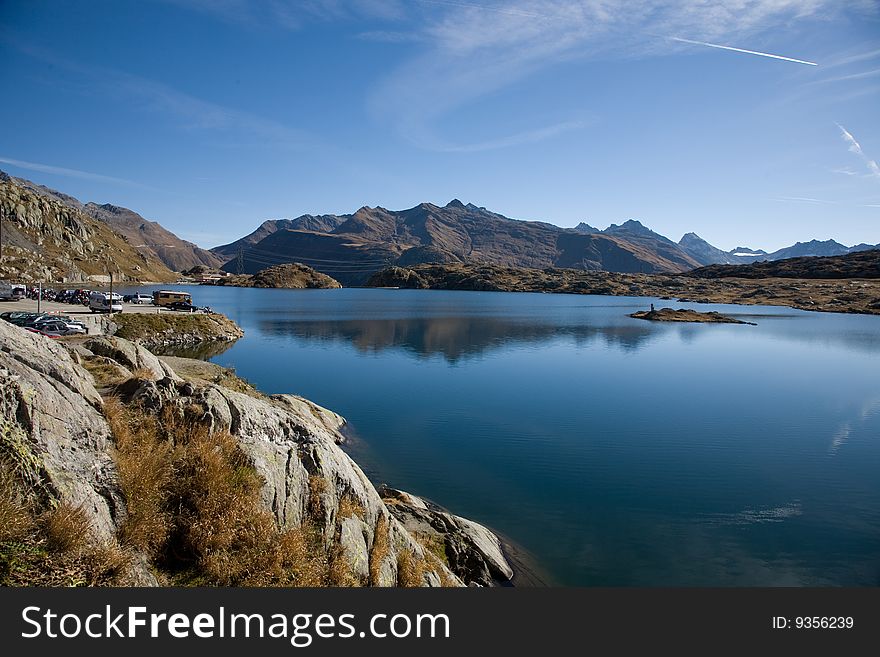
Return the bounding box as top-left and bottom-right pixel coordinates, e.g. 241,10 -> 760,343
1,171 -> 876,284
213,201 -> 709,285
212,201 -> 878,285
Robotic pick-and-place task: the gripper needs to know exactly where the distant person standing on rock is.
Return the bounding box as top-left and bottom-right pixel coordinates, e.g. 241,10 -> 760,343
650,303 -> 655,312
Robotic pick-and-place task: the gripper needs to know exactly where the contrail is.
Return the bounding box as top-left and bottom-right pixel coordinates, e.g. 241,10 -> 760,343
670,37 -> 818,66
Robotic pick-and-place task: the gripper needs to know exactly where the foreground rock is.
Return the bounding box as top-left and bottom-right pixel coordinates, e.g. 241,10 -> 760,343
0,321 -> 122,543
1,318 -> 513,586
629,308 -> 756,325
382,488 -> 514,586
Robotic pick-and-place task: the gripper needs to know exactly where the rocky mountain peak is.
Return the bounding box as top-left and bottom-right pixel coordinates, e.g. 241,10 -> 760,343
572,221 -> 599,234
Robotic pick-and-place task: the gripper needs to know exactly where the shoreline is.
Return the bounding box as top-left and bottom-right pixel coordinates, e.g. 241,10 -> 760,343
17,274 -> 875,318
362,264 -> 880,316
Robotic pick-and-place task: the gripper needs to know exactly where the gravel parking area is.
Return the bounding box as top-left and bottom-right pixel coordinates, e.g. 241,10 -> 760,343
2,299 -> 181,336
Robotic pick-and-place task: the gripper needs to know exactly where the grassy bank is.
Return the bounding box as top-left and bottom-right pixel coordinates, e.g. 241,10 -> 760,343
111,311 -> 244,347
367,263 -> 880,315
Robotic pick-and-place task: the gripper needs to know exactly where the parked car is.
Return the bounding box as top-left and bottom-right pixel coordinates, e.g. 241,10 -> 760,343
22,313 -> 64,327
24,326 -> 61,339
123,293 -> 153,304
33,319 -> 87,335
6,312 -> 42,326
1,311 -> 32,323
0,282 -> 26,301
168,301 -> 200,312
89,291 -> 123,313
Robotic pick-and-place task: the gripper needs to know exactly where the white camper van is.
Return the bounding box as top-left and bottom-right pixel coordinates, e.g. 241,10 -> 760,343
89,291 -> 123,313
0,282 -> 25,301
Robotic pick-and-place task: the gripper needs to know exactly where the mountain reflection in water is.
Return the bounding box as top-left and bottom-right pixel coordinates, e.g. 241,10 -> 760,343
257,315 -> 658,361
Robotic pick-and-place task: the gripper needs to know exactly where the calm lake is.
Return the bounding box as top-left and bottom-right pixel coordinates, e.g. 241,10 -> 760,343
121,285 -> 880,586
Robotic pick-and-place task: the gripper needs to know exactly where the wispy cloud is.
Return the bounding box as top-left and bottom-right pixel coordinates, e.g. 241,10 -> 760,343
433,120 -> 588,153
415,0 -> 544,19
771,196 -> 838,205
668,37 -> 817,66
109,74 -> 313,149
368,0 -> 852,151
4,36 -> 313,151
808,67 -> 880,85
836,122 -> 880,179
160,0 -> 407,29
770,195 -> 880,209
822,47 -> 880,70
0,156 -> 150,188
357,30 -> 420,43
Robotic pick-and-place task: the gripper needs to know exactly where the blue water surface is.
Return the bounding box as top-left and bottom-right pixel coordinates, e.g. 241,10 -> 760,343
119,285 -> 880,586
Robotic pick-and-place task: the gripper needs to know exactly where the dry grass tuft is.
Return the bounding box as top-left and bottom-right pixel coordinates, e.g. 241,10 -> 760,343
0,458 -> 131,587
168,428 -> 275,584
103,397 -> 356,587
414,531 -> 449,566
369,515 -> 390,586
128,367 -> 156,381
42,503 -> 91,555
396,548 -> 426,588
104,397 -> 173,555
410,531 -> 457,586
0,465 -> 34,543
308,475 -> 327,521
327,541 -> 362,587
337,494 -> 365,521
81,357 -> 130,387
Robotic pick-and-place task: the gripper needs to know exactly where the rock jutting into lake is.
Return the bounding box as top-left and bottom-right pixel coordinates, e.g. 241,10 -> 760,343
0,316 -> 513,587
629,307 -> 756,324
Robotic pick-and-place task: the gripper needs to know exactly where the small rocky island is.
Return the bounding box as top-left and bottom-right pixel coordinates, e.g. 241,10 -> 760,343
214,263 -> 342,289
629,307 -> 756,324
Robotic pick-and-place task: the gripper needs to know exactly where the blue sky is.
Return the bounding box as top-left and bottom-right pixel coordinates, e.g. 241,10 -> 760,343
1,0 -> 878,251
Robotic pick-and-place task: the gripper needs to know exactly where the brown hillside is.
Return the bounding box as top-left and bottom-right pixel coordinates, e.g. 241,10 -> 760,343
83,203 -> 224,272
0,172 -> 175,283
221,201 -> 701,285
690,249 -> 880,279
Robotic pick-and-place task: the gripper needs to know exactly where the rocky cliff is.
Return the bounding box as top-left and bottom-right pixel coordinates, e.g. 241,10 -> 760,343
2,172 -> 222,274
0,172 -> 176,283
0,318 -> 513,586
